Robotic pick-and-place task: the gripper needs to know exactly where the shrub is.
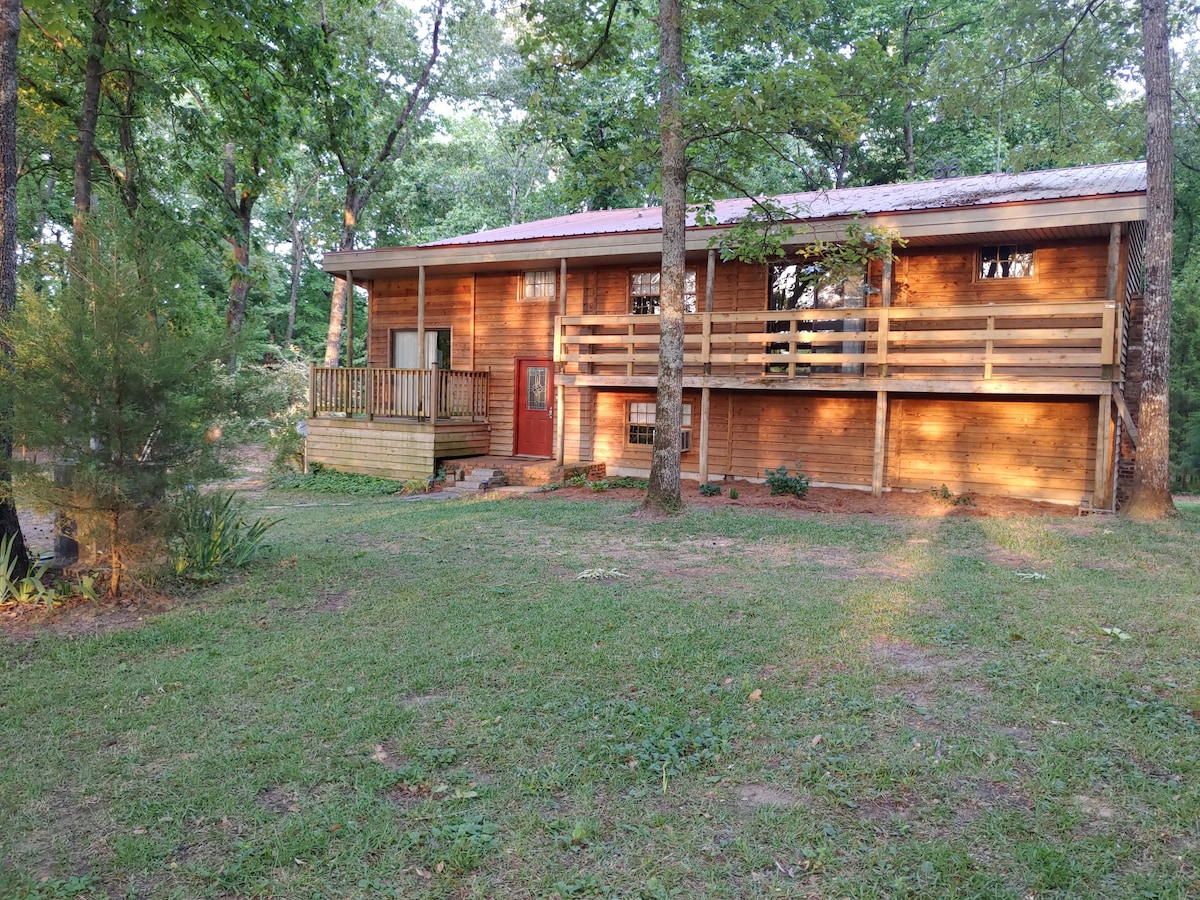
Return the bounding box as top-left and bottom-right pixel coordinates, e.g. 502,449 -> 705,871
698,482 -> 721,497
728,487 -> 739,500
765,463 -> 810,497
168,491 -> 276,582
270,464 -> 406,496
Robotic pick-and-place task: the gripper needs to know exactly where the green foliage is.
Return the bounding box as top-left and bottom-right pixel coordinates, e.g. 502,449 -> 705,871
167,491 -> 276,582
2,212 -> 230,594
698,482 -> 721,497
764,463 -> 810,497
728,486 -> 738,500
0,535 -> 55,608
270,463 -> 405,496
583,701 -> 730,784
929,484 -> 975,506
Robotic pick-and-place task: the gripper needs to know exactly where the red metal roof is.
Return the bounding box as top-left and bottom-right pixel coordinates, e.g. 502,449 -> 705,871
420,161 -> 1146,248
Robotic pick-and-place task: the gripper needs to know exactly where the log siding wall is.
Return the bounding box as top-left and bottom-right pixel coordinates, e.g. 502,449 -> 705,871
356,235 -> 1121,501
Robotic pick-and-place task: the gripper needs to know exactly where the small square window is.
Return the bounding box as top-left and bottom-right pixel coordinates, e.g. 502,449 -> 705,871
521,270 -> 556,300
980,245 -> 1034,279
630,271 -> 697,314
626,401 -> 692,448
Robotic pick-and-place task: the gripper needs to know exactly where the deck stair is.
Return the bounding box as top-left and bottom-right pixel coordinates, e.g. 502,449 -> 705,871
443,467 -> 507,496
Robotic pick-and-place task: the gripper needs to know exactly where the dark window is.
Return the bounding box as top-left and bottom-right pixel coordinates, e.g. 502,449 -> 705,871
631,271 -> 697,315
980,245 -> 1034,279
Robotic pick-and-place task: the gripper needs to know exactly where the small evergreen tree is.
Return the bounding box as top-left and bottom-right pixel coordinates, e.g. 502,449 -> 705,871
1,211 -> 227,596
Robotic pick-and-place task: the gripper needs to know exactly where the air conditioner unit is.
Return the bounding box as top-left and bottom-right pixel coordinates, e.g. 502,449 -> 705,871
680,429 -> 693,452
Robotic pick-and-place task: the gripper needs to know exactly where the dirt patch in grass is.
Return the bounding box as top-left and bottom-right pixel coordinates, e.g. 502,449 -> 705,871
256,785 -> 301,816
400,691 -> 448,709
1,590 -> 180,642
13,788 -> 114,881
733,784 -> 799,811
313,589 -> 353,612
371,741 -> 411,771
868,636 -> 980,675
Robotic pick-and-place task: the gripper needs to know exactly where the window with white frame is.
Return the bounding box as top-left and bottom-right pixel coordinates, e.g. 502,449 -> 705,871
626,401 -> 692,449
392,329 -> 451,369
979,245 -> 1034,279
630,271 -> 697,315
521,269 -> 556,301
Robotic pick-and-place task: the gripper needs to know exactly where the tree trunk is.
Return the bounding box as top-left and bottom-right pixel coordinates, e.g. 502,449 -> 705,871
0,0 -> 28,576
642,0 -> 686,515
1125,0 -> 1176,519
222,142 -> 256,372
285,216 -> 303,348
323,193 -> 362,367
73,1 -> 110,232
903,100 -> 915,179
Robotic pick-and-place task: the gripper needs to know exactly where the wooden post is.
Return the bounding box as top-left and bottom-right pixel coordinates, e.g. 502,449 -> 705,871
698,386 -> 711,483
1106,223 -> 1121,305
428,362 -> 441,422
1094,393 -> 1113,509
344,270 -> 354,366
879,254 -> 893,378
559,257 -> 568,316
307,361 -> 317,417
416,265 -> 427,370
1104,223 -> 1122,380
871,390 -> 888,498
468,274 -> 477,371
705,249 -> 715,313
365,366 -> 374,421
555,383 -> 566,465
984,314 -> 995,380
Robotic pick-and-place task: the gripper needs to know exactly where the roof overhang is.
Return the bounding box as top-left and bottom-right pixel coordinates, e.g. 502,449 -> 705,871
323,193 -> 1147,279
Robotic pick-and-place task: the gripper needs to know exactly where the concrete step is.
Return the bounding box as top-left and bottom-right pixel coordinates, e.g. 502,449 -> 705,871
443,467 -> 507,495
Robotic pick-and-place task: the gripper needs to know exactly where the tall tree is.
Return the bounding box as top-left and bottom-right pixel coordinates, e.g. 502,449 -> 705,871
523,0 -> 864,512
1125,0 -> 1176,517
0,0 -> 29,573
309,0 -> 448,367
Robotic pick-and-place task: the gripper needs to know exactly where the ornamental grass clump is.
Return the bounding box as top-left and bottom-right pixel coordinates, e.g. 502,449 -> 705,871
168,490 -> 276,582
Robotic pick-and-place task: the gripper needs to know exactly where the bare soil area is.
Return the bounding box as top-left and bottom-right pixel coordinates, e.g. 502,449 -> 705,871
532,480 -> 1078,518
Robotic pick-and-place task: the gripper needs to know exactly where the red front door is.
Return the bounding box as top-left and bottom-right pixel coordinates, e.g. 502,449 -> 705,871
515,358 -> 554,457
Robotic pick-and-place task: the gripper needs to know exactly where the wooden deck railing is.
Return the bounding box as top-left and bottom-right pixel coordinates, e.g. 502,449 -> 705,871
555,300 -> 1120,383
309,366 -> 489,421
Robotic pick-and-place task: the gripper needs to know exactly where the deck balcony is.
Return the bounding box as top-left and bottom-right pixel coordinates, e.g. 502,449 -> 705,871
305,366 -> 491,480
554,300 -> 1123,397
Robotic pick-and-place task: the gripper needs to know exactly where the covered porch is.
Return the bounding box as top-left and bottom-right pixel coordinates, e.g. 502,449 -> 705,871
305,366 -> 492,480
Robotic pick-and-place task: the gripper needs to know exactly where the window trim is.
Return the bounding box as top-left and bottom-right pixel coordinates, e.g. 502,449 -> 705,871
390,327 -> 451,370
977,244 -> 1036,282
625,400 -> 693,451
628,269 -> 698,315
520,269 -> 557,302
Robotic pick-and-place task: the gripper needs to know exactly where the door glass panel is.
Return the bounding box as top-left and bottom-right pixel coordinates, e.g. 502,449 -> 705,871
525,366 -> 548,411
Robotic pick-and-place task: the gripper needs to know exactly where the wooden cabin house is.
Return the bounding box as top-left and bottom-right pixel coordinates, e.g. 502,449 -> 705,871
311,161 -> 1147,508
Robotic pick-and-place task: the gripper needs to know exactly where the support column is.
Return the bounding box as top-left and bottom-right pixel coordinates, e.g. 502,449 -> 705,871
344,270 -> 354,367
1094,392 -> 1114,509
698,386 -> 711,483
879,254 -> 893,378
555,383 -> 566,466
871,390 -> 888,498
559,257 -> 568,316
416,265 -> 427,370
705,249 -> 715,313
557,258 -> 567,466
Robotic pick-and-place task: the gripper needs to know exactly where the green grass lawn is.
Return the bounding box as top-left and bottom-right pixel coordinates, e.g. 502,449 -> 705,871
2,493 -> 1198,899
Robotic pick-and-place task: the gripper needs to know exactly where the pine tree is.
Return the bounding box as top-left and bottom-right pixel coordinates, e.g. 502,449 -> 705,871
2,211 -> 227,596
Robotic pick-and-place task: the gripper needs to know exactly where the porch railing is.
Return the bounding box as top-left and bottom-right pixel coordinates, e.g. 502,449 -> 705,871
309,366 -> 489,421
555,300 -> 1120,383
